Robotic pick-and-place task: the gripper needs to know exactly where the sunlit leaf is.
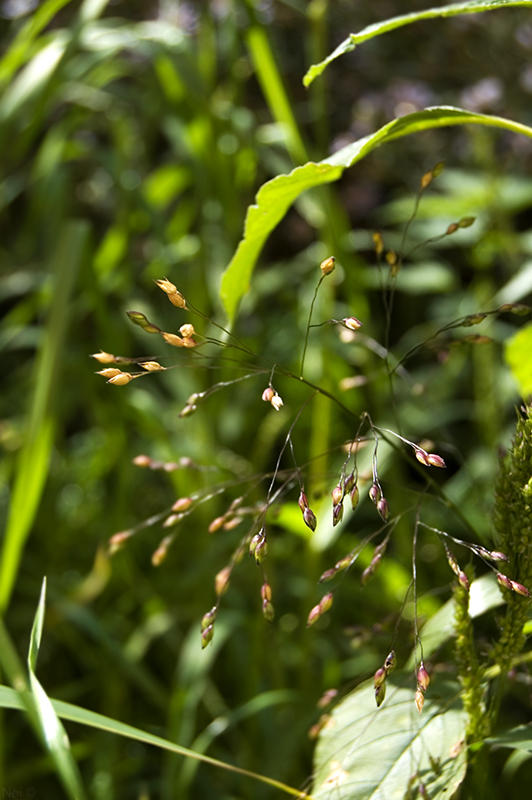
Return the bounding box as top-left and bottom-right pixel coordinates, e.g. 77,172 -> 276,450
220,106 -> 532,323
505,323 -> 532,398
312,675 -> 467,800
303,0 -> 532,87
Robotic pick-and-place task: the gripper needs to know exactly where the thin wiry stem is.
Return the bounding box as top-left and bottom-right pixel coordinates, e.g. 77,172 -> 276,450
300,274 -> 325,378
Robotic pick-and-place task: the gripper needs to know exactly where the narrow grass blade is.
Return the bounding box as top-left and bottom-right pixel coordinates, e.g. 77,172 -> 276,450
303,0 -> 532,87
27,579 -> 87,800
0,684 -> 313,799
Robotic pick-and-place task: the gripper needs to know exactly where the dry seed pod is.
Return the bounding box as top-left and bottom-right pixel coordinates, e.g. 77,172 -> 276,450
261,582 -> 272,601
320,256 -> 336,275
179,323 -> 195,338
446,223 -> 459,235
215,566 -> 231,596
350,484 -> 359,510
133,454 -> 152,467
463,313 -> 487,326
343,317 -> 363,331
108,372 -> 133,386
168,291 -> 187,308
155,278 -> 178,294
420,170 -> 433,189
181,336 -> 197,348
140,361 -> 163,371
97,367 -> 122,378
208,516 -> 225,534
415,688 -> 425,715
162,332 -> 185,347
319,568 -> 338,583
172,497 -> 193,513
344,472 -> 355,494
91,350 -> 116,364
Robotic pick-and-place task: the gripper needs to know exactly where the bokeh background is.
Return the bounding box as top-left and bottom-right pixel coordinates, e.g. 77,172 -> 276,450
2,1 -> 532,797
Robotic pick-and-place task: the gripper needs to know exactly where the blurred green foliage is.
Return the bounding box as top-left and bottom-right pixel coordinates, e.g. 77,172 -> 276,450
2,1 -> 532,798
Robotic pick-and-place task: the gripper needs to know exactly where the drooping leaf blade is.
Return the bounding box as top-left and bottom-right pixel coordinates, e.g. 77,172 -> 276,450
303,0 -> 532,87
312,675 -> 467,800
27,579 -> 87,800
487,724 -> 532,751
220,107 -> 532,323
0,683 -> 310,799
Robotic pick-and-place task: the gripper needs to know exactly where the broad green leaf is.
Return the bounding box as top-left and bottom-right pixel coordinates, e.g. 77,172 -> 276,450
505,323 -> 532,398
27,580 -> 87,800
487,724 -> 532,751
303,0 -> 532,87
220,106 -> 532,323
312,675 -> 467,800
0,684 -> 308,799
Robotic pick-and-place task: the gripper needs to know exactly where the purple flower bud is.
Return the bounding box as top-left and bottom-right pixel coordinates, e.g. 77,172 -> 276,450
262,387 -> 274,402
458,571 -> 470,591
331,484 -> 343,505
375,682 -> 386,707
343,316 -> 363,331
497,573 -> 513,591
298,491 -> 309,511
415,449 -> 431,466
490,551 -> 509,562
361,564 -> 374,587
303,507 -> 317,532
201,624 -> 214,649
307,604 -> 322,627
427,453 -> 446,468
384,650 -> 397,675
319,568 -> 338,583
417,664 -> 430,692
369,484 -> 381,504
374,667 -> 386,688
377,498 -> 390,522
201,607 -> 217,631
332,502 -> 344,526
511,581 -> 531,598
344,472 -> 355,494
